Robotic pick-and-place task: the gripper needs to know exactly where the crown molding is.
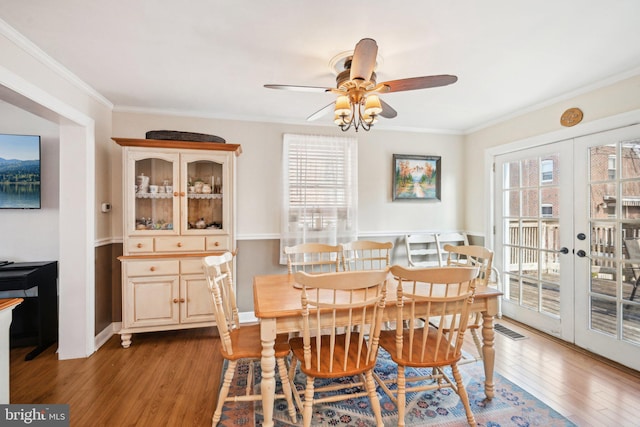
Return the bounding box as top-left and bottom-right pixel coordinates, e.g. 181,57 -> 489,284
0,18 -> 113,110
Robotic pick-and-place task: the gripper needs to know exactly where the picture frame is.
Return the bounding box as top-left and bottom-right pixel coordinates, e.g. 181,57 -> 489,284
392,154 -> 441,201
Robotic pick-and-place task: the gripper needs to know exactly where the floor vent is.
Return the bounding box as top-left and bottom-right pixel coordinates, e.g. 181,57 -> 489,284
494,323 -> 526,340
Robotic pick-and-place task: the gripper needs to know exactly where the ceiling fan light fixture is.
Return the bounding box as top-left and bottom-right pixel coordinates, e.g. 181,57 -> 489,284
334,113 -> 348,125
364,95 -> 383,116
362,112 -> 378,125
334,93 -> 375,132
334,95 -> 352,117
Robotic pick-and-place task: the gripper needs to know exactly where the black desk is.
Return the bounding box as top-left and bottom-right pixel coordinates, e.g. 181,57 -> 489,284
0,261 -> 58,360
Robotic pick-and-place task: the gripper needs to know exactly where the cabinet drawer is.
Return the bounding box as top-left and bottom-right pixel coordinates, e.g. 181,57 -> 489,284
206,235 -> 231,251
155,236 -> 205,252
181,259 -> 205,275
126,260 -> 179,276
127,237 -> 154,253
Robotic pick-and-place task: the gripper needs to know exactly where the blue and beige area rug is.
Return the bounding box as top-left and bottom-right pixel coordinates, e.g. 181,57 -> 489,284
219,350 -> 575,426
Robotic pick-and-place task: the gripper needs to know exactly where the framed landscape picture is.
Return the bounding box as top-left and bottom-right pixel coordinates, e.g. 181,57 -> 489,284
392,154 -> 441,201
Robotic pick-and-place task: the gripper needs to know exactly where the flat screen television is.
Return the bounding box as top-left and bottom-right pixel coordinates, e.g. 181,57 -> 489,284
0,133 -> 41,209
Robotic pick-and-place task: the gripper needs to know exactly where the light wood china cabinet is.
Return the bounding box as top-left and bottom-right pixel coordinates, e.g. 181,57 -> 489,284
112,138 -> 241,348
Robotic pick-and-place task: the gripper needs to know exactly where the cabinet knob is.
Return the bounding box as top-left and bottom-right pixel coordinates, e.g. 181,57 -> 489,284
150,266 -> 156,272
180,298 -> 185,303
177,242 -> 183,247
173,298 -> 179,304
180,192 -> 186,197
173,192 -> 179,197
137,243 -> 143,248
214,241 -> 220,247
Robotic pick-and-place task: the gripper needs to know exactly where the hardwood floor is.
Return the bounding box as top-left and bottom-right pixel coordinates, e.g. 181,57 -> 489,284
9,319 -> 640,426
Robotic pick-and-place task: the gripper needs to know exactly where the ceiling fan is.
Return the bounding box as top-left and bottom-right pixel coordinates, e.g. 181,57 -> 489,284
264,38 -> 457,132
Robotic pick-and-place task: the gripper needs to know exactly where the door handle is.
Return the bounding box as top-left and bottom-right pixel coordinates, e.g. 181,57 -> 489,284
576,250 -> 587,258
556,247 -> 569,254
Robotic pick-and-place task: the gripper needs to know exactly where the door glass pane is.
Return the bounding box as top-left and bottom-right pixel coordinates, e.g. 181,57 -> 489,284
540,155 -> 558,185
135,158 -> 174,230
521,248 -> 538,280
621,141 -> 640,179
541,220 -> 560,252
521,189 -> 539,217
521,221 -> 539,248
622,303 -> 640,345
541,282 -> 560,316
507,275 -> 520,302
621,181 -> 640,219
507,220 -> 520,245
186,160 -> 223,230
505,161 -> 520,188
590,144 -> 616,181
592,265 -> 617,298
505,246 -> 518,273
590,296 -> 617,336
522,277 -> 539,310
540,188 -> 558,217
505,190 -> 519,216
590,183 -> 616,218
521,159 -> 539,187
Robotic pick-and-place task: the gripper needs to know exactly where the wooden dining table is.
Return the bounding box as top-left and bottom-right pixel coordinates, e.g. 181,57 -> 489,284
253,273 -> 502,427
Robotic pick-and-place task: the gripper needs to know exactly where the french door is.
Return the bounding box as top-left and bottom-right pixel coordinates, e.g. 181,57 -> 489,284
573,125 -> 640,369
495,124 -> 640,370
495,141 -> 575,341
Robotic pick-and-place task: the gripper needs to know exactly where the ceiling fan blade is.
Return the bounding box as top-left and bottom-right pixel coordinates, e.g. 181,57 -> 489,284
379,99 -> 397,119
381,75 -> 458,93
350,38 -> 378,82
307,102 -> 335,121
264,84 -> 331,93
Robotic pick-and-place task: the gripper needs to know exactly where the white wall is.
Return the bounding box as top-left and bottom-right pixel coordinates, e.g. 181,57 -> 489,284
0,100 -> 59,261
112,111 -> 467,238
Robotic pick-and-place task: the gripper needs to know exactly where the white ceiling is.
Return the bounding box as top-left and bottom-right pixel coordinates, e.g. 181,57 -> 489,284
2,1 -> 640,134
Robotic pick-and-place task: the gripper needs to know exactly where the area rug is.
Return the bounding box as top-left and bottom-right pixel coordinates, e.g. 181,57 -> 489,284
218,350 -> 575,426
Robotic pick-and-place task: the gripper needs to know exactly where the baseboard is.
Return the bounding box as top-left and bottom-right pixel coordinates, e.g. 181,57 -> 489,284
95,322 -> 121,350
94,315 -> 259,348
239,311 -> 258,325
94,318 -> 258,349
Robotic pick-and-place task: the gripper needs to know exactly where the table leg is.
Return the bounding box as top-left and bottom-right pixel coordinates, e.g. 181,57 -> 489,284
481,310 -> 496,399
260,317 -> 277,427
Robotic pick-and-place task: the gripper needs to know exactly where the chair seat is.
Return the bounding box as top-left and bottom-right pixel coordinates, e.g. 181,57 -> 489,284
221,324 -> 290,361
379,326 -> 461,368
290,333 -> 376,379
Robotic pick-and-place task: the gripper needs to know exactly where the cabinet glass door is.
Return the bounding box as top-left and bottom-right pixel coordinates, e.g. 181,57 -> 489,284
131,153 -> 179,234
183,156 -> 224,233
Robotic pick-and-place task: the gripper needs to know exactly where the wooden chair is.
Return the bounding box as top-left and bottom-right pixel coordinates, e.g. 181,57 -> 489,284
284,243 -> 342,274
442,244 -> 494,364
289,269 -> 389,427
405,233 -> 440,267
405,232 -> 469,267
341,240 -> 393,271
203,252 -> 296,426
376,265 -> 479,427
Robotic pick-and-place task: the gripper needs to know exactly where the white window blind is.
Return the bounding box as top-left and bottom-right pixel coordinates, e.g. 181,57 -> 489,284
280,134 -> 358,263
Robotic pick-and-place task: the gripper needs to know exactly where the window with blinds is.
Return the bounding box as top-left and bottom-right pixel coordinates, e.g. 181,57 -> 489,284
280,134 -> 358,262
